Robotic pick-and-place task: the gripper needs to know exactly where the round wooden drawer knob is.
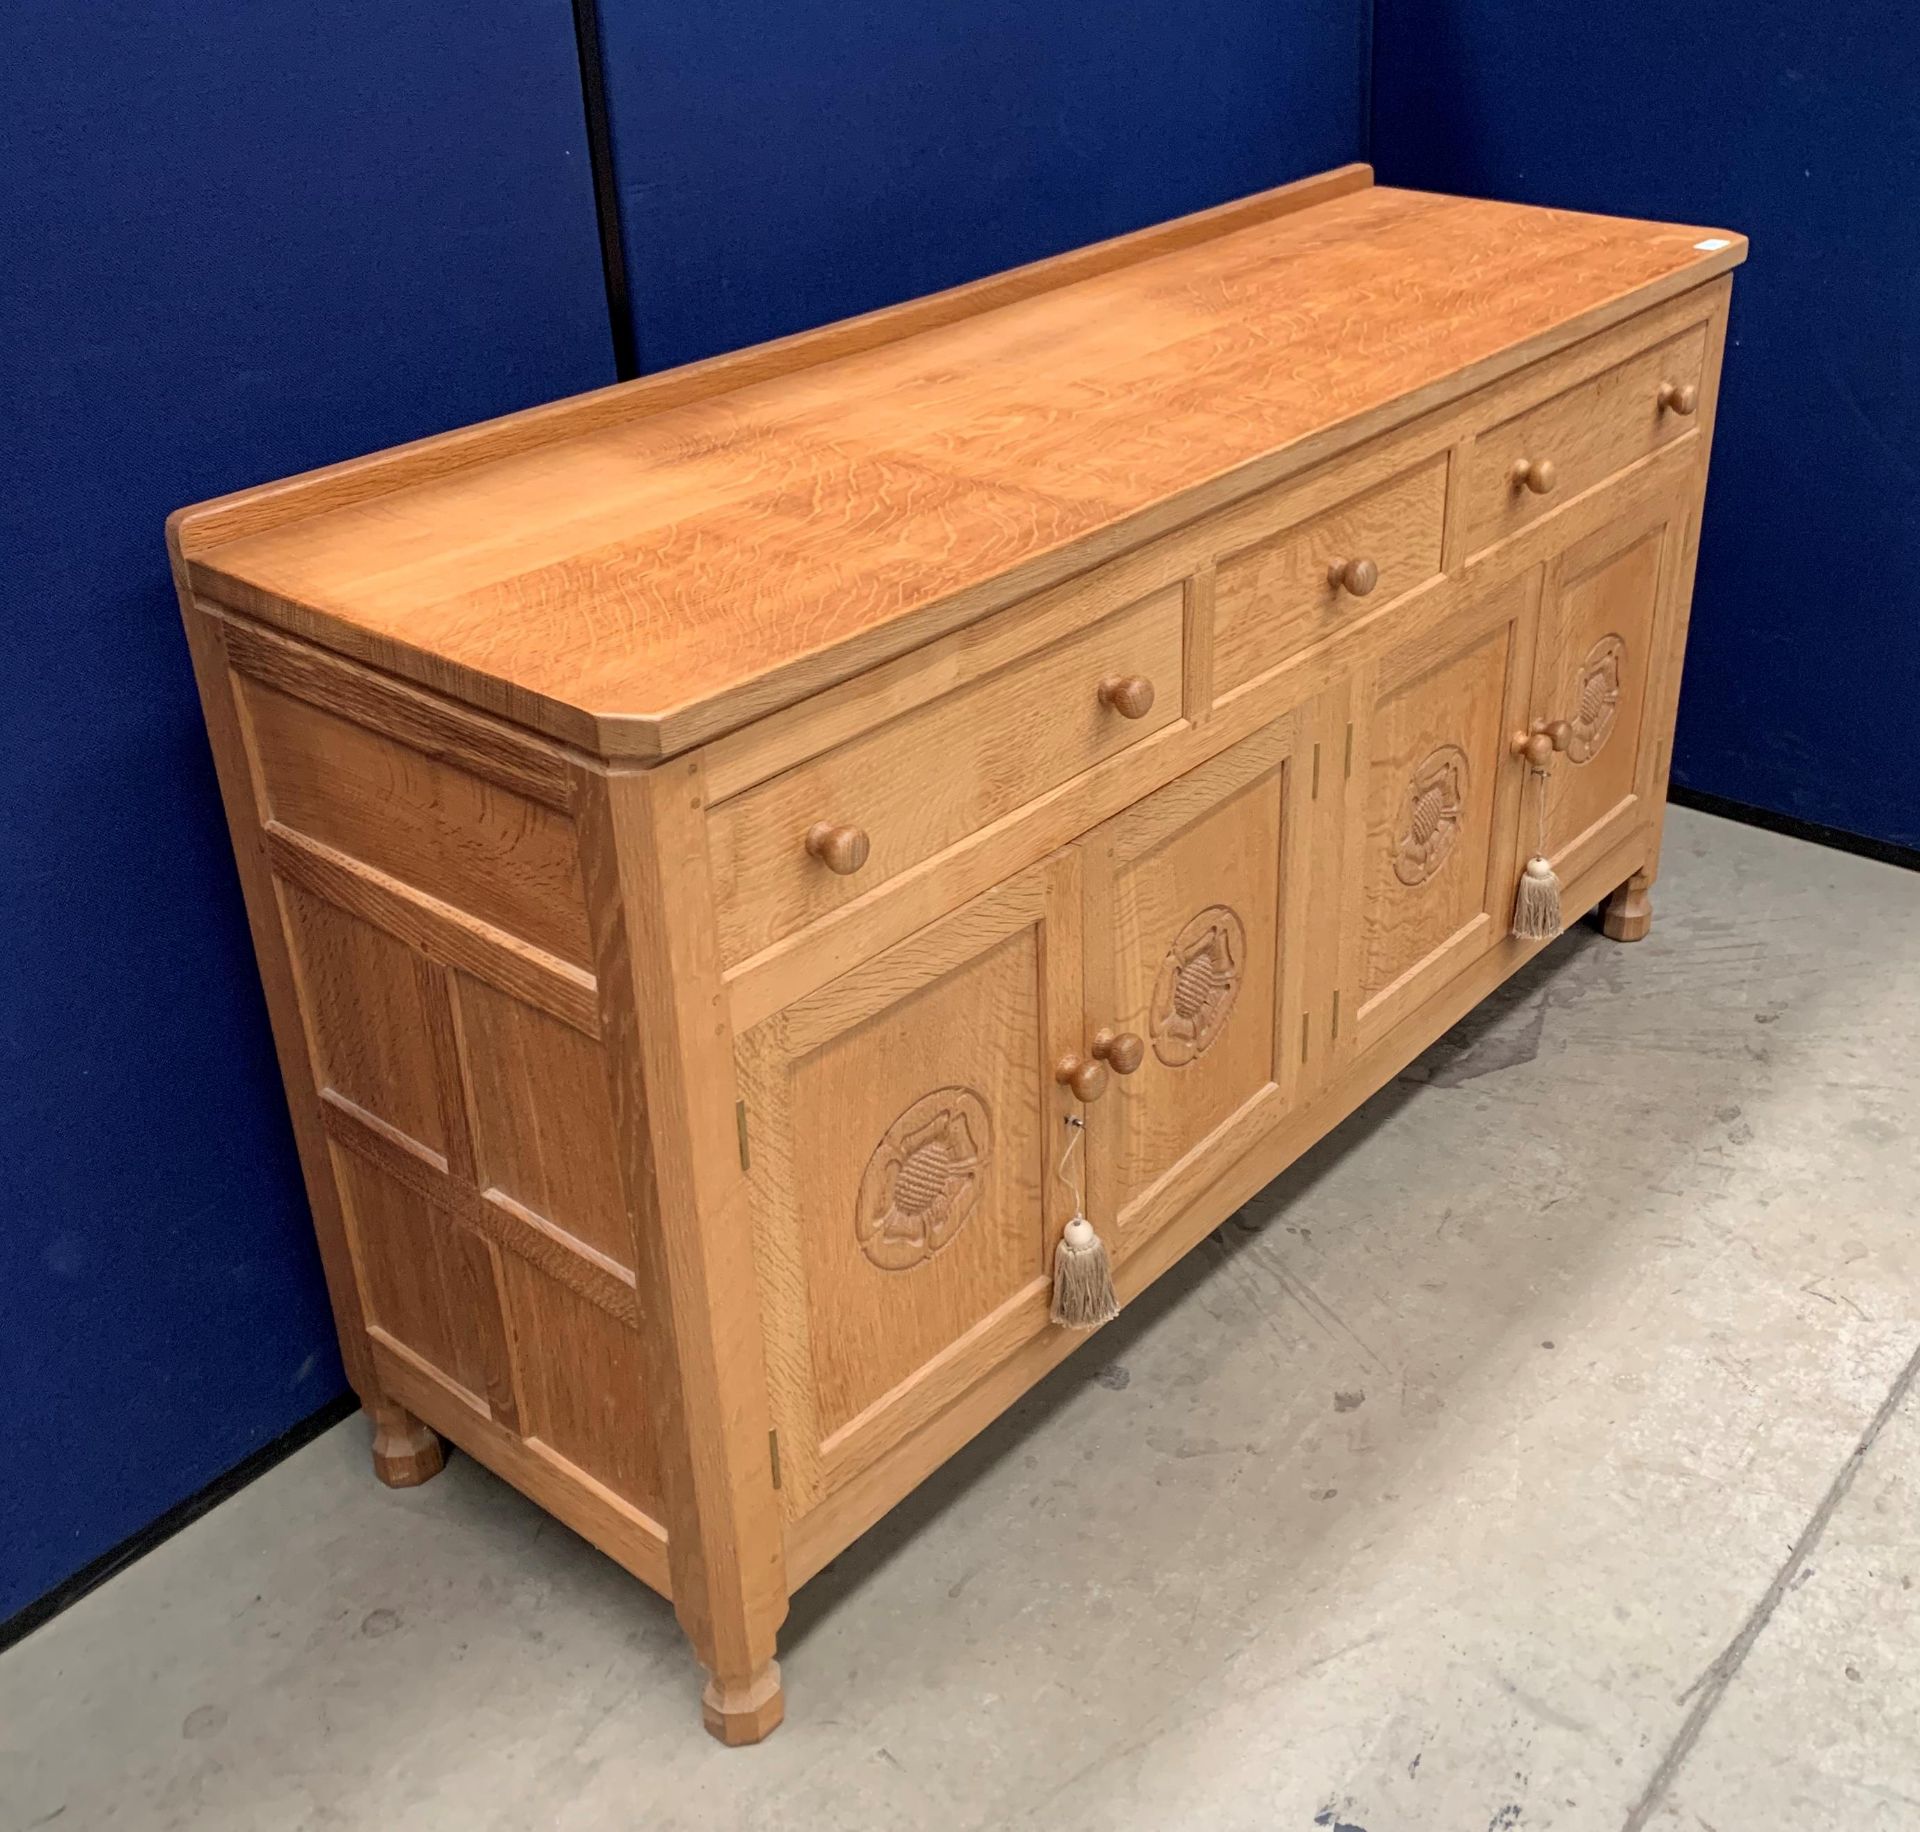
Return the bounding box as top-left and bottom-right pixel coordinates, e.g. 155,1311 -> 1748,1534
1054,1052 -> 1110,1103
1658,380 -> 1699,416
1510,720 -> 1571,767
1510,457 -> 1558,496
805,821 -> 871,875
1092,1027 -> 1145,1075
1326,556 -> 1380,597
1097,674 -> 1156,720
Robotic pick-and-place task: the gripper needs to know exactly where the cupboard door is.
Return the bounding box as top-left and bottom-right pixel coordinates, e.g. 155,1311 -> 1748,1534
1082,710 -> 1312,1252
1531,502 -> 1685,882
735,851 -> 1082,1513
1344,573 -> 1540,1050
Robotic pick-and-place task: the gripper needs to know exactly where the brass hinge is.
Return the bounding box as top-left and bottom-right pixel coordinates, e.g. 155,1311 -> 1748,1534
1311,741 -> 1322,799
768,1428 -> 783,1490
1330,988 -> 1342,1043
1300,1009 -> 1311,1064
735,1099 -> 751,1173
1344,721 -> 1355,780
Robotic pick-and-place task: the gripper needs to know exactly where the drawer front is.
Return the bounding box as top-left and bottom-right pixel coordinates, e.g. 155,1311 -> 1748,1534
711,585 -> 1184,965
1213,456 -> 1447,701
1464,324 -> 1707,555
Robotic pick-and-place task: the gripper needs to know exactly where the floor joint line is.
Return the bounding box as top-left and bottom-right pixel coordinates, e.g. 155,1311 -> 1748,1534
1622,1333 -> 1920,1829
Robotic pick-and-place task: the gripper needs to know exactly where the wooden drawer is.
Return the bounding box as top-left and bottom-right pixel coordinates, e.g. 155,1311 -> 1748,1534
1464,323 -> 1708,555
1212,455 -> 1447,701
710,586 -> 1184,965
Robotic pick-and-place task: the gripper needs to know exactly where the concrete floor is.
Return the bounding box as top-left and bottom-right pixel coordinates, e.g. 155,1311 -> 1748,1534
5,807 -> 1919,1832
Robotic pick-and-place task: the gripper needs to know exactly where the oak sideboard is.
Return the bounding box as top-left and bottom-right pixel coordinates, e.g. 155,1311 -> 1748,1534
171,165 -> 1744,1743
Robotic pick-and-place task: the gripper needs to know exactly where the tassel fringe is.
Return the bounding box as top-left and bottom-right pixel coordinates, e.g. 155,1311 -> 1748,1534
1513,854 -> 1563,941
1051,1216 -> 1119,1329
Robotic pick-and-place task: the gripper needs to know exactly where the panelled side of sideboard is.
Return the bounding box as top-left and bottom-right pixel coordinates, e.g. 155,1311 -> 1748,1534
179,603 -> 674,1593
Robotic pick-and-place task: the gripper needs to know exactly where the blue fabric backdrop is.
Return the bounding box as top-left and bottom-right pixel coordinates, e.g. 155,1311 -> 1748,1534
596,0 -> 1372,368
1372,1 -> 1920,849
0,0 -> 612,1620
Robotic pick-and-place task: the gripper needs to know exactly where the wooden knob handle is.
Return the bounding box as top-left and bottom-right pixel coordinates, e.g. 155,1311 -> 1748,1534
1510,457 -> 1558,496
1091,1027 -> 1145,1075
1097,674 -> 1156,720
805,821 -> 870,875
1658,380 -> 1699,416
1326,556 -> 1380,597
1054,1052 -> 1110,1103
1510,721 -> 1572,768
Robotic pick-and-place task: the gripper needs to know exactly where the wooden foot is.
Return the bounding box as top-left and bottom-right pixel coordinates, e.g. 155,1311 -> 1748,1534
1598,869 -> 1654,943
369,1400 -> 445,1488
700,1659 -> 784,1746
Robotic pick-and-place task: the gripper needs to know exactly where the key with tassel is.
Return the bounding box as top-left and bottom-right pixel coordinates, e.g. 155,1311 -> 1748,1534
1510,720 -> 1569,941
1050,1115 -> 1118,1328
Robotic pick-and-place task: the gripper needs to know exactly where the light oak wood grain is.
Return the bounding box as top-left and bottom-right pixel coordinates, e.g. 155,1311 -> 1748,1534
456,974 -> 634,1269
1347,570 -> 1539,1047
180,187 -> 1742,760
1083,715 -> 1303,1253
239,675 -> 593,965
1214,455 -> 1447,699
368,1399 -> 445,1488
173,164 -> 1375,559
321,1089 -> 639,1335
735,854 -> 1080,1509
573,758 -> 788,1745
371,1333 -> 670,1594
1533,503 -> 1682,886
266,823 -> 600,1036
709,585 -> 1182,964
173,603 -> 384,1404
1464,323 -> 1708,555
781,817 -> 1655,1588
219,609 -> 576,806
171,174 -> 1741,1747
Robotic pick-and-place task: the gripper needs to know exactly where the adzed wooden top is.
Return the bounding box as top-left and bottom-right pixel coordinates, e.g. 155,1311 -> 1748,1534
176,167 -> 1745,760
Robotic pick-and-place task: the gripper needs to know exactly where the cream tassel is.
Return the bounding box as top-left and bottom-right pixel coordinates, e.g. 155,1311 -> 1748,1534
1512,855 -> 1564,940
1511,752 -> 1564,941
1051,1215 -> 1119,1329
1049,1116 -> 1118,1329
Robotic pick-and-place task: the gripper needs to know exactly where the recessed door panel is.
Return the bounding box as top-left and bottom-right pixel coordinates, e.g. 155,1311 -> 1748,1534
736,851 -> 1081,1512
1084,713 -> 1307,1250
1535,507 -> 1678,879
1349,573 -> 1538,1047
